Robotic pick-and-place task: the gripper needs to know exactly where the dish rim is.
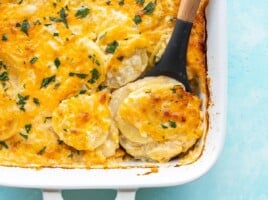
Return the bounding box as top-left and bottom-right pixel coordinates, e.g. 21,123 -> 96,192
0,0 -> 227,190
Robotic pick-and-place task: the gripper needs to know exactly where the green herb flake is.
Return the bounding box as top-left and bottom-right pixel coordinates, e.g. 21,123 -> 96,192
118,0 -> 124,6
50,7 -> 69,28
20,133 -> 28,140
30,56 -> 38,64
143,2 -> 156,14
16,93 -> 29,111
54,57 -> 61,68
53,32 -> 59,37
136,0 -> 145,5
0,141 -> 8,149
2,34 -> 8,41
106,0 -> 111,5
38,146 -> 47,155
40,75 -> 56,88
133,15 -> 142,24
105,40 -> 119,53
33,97 -> 40,105
169,120 -> 177,128
21,19 -> 30,35
79,90 -> 87,94
161,124 -> 168,129
97,84 -> 107,91
25,124 -> 32,133
69,72 -> 88,79
0,71 -> 9,81
75,6 -> 90,18
88,68 -> 100,84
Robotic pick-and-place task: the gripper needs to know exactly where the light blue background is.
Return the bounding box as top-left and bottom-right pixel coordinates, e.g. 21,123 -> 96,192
1,0 -> 268,199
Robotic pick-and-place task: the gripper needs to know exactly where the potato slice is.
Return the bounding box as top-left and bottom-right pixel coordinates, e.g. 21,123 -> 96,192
52,92 -> 114,151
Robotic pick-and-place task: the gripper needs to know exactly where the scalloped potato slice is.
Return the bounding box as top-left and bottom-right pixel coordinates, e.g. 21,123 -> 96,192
110,76 -> 203,162
105,36 -> 149,88
52,92 -> 113,151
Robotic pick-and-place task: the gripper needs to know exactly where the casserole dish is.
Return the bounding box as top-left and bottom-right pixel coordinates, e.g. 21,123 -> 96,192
0,0 -> 227,199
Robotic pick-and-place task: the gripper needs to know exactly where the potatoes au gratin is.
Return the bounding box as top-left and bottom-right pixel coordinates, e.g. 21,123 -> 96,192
0,0 -> 208,168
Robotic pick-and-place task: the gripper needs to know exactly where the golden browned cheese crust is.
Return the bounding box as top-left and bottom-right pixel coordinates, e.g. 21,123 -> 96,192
0,0 -> 208,168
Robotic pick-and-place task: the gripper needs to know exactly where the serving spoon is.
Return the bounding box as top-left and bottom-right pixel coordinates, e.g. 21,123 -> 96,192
145,0 -> 202,92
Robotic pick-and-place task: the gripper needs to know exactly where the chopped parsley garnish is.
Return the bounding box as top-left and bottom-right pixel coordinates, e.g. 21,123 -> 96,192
0,141 -> 8,149
53,32 -> 59,37
0,71 -> 9,81
30,56 -> 38,64
69,72 -> 88,79
136,0 -> 145,5
97,84 -> 107,91
25,124 -> 32,133
106,0 -> 111,5
33,97 -> 40,105
88,54 -> 100,66
38,146 -> 46,155
105,40 -> 119,53
161,124 -> 168,129
75,6 -> 90,18
79,90 -> 87,94
169,120 -> 177,128
88,68 -> 100,84
50,7 -> 69,28
20,133 -> 28,140
16,93 -> 29,111
133,15 -> 142,24
40,75 -> 56,88
143,2 -> 156,14
118,0 -> 124,6
21,19 -> 30,35
54,57 -> 61,68
2,34 -> 8,41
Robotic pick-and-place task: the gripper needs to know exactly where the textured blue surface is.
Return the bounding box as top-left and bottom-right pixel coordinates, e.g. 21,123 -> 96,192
1,0 -> 268,199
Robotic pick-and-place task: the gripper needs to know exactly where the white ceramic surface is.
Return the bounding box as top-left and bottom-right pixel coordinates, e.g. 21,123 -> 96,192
0,0 -> 227,199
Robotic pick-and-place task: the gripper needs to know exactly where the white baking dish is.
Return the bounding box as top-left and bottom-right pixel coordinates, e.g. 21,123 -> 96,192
0,0 -> 227,199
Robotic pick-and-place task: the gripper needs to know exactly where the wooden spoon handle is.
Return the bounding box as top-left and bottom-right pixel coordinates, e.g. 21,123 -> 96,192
177,0 -> 202,22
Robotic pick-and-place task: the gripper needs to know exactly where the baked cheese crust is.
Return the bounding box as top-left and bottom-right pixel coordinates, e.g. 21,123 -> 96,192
0,0 -> 208,168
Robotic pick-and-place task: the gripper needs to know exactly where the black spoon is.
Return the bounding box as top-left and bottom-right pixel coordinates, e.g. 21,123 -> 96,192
145,0 -> 202,92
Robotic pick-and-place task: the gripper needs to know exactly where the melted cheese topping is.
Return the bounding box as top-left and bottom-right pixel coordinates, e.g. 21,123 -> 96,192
110,76 -> 203,162
0,0 -> 208,167
52,92 -> 112,151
